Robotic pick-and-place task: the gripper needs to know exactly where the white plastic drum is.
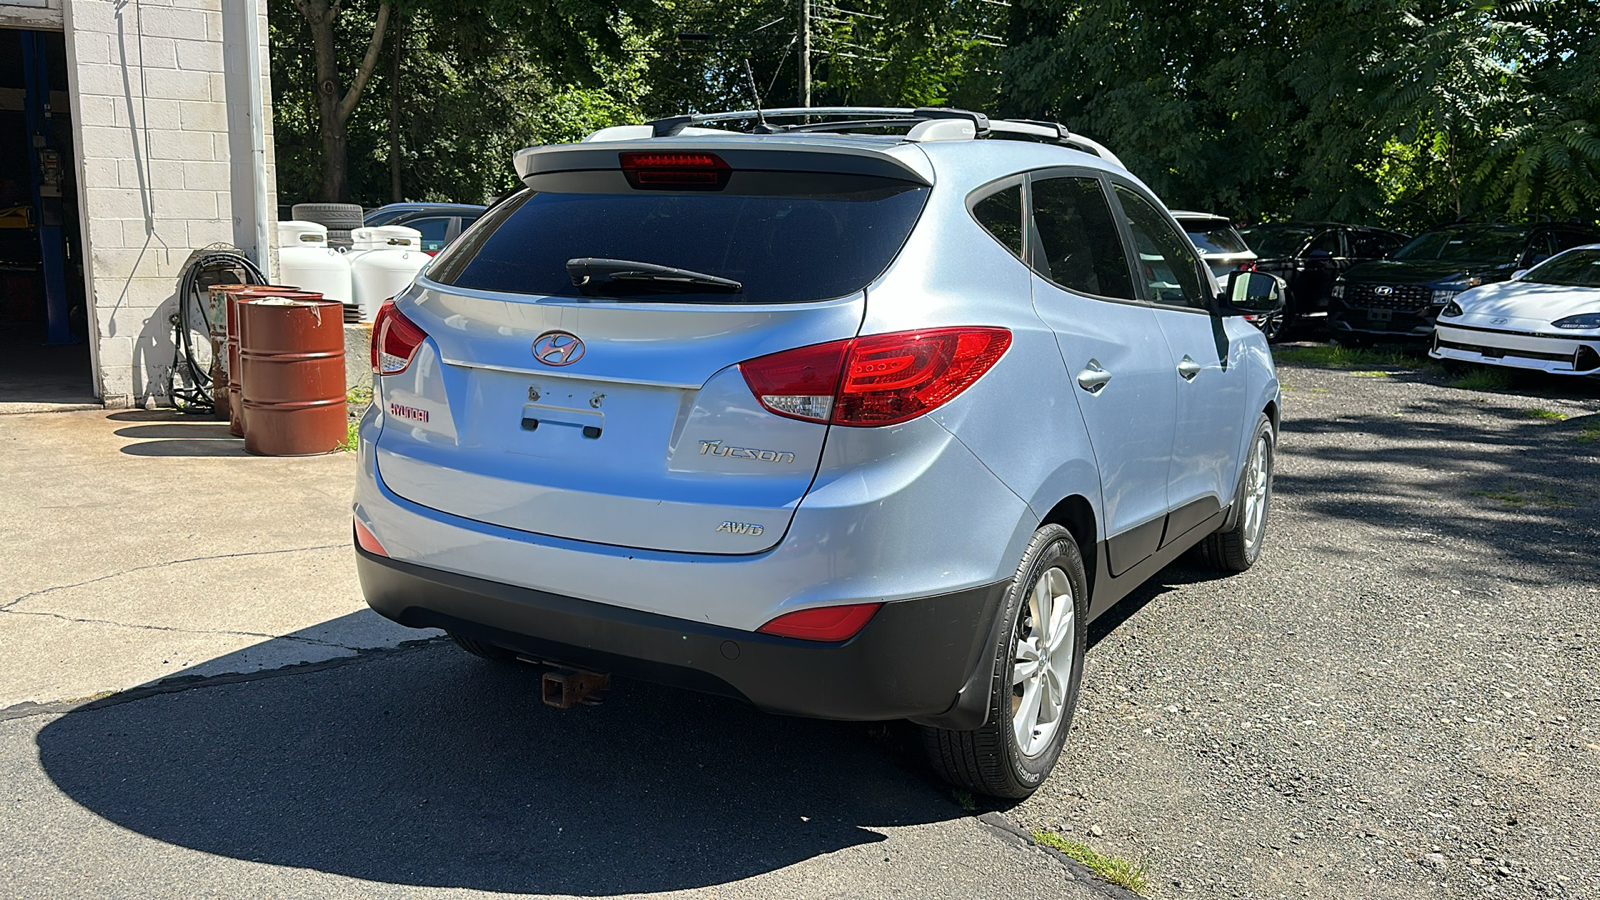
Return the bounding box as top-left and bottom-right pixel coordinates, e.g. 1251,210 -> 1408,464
347,225 -> 429,322
276,220 -> 353,307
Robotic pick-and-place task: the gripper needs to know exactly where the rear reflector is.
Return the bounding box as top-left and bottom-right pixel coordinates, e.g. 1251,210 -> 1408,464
739,327 -> 1012,427
371,299 -> 427,375
620,151 -> 731,191
354,520 -> 388,556
757,603 -> 882,641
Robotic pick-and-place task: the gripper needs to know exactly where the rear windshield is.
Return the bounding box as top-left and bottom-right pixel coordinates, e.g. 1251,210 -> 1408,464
1525,249 -> 1600,287
427,183 -> 929,303
1178,220 -> 1249,255
1242,226 -> 1312,258
1391,229 -> 1526,264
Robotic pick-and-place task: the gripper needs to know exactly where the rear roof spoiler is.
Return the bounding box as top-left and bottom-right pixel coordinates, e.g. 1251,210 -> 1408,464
513,137 -> 936,187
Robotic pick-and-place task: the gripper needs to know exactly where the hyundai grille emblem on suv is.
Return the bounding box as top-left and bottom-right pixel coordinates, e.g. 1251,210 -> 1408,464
1374,285 -> 1394,296
533,331 -> 585,366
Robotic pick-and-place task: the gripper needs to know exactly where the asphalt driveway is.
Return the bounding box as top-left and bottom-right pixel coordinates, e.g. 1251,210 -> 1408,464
1,354 -> 1595,899
1010,354 -> 1600,898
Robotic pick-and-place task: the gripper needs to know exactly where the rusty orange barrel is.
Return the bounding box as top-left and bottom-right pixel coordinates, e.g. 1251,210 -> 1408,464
226,285 -> 300,436
207,284 -> 255,423
239,293 -> 347,456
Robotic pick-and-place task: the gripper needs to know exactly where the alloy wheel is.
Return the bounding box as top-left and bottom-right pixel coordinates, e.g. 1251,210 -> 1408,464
1012,566 -> 1076,757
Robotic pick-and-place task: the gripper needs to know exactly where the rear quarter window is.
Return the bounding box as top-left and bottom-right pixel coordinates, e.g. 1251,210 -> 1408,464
427,181 -> 930,304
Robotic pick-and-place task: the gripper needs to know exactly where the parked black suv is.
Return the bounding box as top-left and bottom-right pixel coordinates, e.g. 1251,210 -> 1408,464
1240,223 -> 1409,340
1329,222 -> 1600,342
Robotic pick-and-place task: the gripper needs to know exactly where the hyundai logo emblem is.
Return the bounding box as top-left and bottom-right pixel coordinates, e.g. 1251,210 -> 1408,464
1374,285 -> 1394,296
1491,317 -> 1508,325
532,331 -> 585,366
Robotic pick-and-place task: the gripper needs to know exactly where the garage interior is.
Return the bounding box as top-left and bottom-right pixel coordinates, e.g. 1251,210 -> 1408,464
0,27 -> 93,408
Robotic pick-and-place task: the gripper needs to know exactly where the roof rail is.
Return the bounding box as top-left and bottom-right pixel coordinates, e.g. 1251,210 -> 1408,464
639,106 -> 1121,167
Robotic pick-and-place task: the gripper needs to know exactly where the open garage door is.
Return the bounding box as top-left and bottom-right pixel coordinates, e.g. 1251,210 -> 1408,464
0,28 -> 93,411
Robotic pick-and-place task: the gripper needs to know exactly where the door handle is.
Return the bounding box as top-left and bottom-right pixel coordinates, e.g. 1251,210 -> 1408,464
1076,359 -> 1113,394
1177,355 -> 1202,381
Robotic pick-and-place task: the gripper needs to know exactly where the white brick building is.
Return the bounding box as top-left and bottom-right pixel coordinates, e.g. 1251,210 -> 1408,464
0,0 -> 276,408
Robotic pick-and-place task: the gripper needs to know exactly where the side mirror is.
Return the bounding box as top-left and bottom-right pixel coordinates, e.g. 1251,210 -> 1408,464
1510,269 -> 1528,281
1307,248 -> 1332,259
1216,271 -> 1284,315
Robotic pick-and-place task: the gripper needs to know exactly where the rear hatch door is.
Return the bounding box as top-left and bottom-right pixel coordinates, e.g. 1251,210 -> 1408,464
373,137 -> 932,554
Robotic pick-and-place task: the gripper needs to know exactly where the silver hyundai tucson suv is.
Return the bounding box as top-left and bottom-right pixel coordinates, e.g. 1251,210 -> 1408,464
354,107 -> 1283,799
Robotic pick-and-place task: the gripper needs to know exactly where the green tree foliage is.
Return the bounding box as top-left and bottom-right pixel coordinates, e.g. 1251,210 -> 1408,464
268,0 -> 1599,229
1002,0 -> 1600,230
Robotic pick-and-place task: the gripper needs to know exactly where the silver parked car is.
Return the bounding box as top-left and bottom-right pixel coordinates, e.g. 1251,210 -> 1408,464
353,107 -> 1283,798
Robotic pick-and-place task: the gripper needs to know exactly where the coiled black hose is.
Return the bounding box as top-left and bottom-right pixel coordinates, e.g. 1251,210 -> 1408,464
167,245 -> 266,414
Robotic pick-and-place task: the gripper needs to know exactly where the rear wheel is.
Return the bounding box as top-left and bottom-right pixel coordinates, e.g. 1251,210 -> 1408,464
448,631 -> 519,662
921,524 -> 1088,799
1197,414 -> 1275,572
1261,308 -> 1294,343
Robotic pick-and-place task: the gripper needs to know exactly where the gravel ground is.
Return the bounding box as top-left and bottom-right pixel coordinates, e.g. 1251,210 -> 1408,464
1009,350 -> 1600,899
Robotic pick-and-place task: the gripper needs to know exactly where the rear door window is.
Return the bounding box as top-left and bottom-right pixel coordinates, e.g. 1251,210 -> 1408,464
404,216 -> 453,253
1027,175 -> 1136,300
1308,230 -> 1342,257
427,181 -> 929,303
1113,186 -> 1209,309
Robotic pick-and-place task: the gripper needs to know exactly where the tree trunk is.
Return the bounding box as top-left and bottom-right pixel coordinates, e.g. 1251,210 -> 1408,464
294,0 -> 391,202
389,19 -> 403,203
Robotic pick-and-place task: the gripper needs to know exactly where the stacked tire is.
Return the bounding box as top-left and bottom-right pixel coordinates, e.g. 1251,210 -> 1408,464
291,202 -> 364,249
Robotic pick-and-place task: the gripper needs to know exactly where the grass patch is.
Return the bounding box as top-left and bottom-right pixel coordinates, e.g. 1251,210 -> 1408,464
347,384 -> 374,406
1349,370 -> 1392,378
1272,344 -> 1427,370
1577,425 -> 1600,444
339,419 -> 360,452
1449,367 -> 1515,392
1527,408 -> 1568,421
951,788 -> 976,813
1032,831 -> 1151,896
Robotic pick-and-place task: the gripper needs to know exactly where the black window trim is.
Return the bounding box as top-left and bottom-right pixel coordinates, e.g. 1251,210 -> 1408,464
1102,175 -> 1216,316
1022,166 -> 1150,309
965,173 -> 1027,263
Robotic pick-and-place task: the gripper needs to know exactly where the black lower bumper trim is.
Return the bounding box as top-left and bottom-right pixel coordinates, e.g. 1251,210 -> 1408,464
356,548 -> 1008,724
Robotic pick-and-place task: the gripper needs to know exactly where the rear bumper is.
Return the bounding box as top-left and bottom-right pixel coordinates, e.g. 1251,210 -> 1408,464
358,547 -> 1007,726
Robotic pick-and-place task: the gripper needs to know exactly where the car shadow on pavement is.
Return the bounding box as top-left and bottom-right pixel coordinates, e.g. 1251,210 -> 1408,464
34,636 -> 959,894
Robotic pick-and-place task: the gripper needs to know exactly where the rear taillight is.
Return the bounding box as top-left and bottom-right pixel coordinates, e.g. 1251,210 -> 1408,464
757,603 -> 881,641
739,327 -> 1011,427
620,151 -> 731,191
371,300 -> 427,375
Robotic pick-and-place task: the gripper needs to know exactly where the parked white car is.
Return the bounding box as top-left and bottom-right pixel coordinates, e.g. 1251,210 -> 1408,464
1172,211 -> 1257,282
1430,244 -> 1600,376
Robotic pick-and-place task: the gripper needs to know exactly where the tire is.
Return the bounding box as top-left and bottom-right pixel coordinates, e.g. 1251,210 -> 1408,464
291,202 -> 365,230
1197,414 -> 1275,572
1262,307 -> 1294,343
448,631 -> 519,662
921,524 -> 1088,799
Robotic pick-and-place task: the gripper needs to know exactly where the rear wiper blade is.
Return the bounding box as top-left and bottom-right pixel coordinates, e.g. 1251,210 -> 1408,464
566,258 -> 742,294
